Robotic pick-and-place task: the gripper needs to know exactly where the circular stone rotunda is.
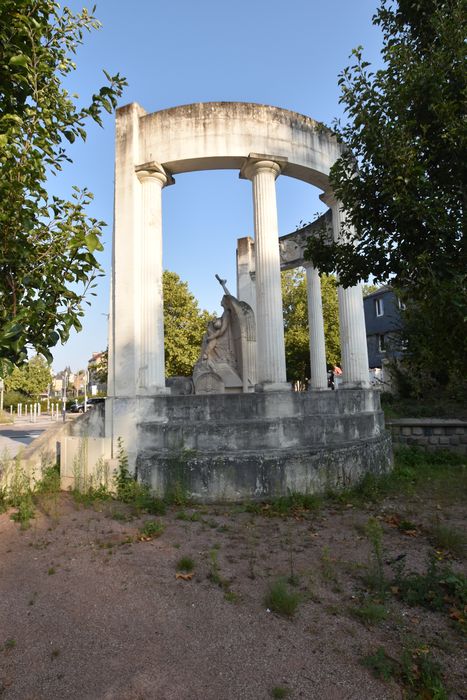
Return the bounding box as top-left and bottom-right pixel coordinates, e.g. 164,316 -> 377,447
62,102 -> 393,502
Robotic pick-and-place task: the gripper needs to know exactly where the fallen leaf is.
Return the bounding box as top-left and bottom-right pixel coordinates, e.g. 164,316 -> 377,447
449,609 -> 464,621
175,572 -> 193,581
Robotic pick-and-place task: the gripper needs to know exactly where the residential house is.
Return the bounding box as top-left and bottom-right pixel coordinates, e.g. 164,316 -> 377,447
363,286 -> 405,369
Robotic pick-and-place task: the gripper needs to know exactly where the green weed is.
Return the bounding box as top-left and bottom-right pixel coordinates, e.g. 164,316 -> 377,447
165,480 -> 190,507
138,520 -> 164,539
320,546 -> 337,582
392,554 -> 467,618
176,556 -> 195,572
114,440 -> 166,514
362,647 -> 397,682
208,548 -> 224,588
352,599 -> 389,625
430,520 -> 466,558
264,579 -> 300,618
336,447 -> 467,506
362,518 -> 387,596
35,464 -> 60,495
363,643 -> 448,699
10,493 -> 35,529
271,687 -> 290,698
224,590 -> 240,603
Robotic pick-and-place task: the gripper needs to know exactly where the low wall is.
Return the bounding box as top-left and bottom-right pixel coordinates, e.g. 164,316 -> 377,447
17,408 -> 105,482
386,418 -> 467,454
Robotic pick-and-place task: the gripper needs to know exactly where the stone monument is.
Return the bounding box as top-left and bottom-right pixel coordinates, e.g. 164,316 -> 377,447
193,275 -> 256,394
58,102 -> 393,503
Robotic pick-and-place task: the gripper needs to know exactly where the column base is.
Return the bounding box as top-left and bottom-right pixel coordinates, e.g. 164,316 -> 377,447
340,381 -> 371,390
137,386 -> 172,396
307,385 -> 329,392
255,382 -> 292,393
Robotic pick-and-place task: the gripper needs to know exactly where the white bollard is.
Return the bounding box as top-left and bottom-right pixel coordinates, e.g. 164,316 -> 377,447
38,403 -> 41,418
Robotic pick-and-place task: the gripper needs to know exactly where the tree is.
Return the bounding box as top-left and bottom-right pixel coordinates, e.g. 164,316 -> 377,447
0,1 -> 126,374
305,0 -> 466,389
282,270 -> 340,384
163,271 -> 212,377
5,355 -> 52,399
92,349 -> 108,386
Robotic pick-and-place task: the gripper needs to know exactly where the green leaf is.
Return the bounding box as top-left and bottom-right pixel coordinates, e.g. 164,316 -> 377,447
84,232 -> 100,253
9,54 -> 29,67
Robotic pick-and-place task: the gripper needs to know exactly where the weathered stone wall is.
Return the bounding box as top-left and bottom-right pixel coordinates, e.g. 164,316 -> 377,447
386,419 -> 467,454
132,389 -> 392,502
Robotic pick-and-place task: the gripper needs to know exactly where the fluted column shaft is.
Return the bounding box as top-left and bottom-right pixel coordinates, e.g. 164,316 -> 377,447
304,262 -> 328,390
136,168 -> 167,393
245,160 -> 287,388
321,192 -> 369,387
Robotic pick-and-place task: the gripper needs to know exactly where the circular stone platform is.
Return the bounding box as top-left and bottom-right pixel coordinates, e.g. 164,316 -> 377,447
116,388 -> 393,502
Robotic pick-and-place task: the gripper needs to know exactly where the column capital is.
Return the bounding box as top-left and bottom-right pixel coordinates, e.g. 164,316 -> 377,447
135,161 -> 175,187
319,189 -> 338,209
239,153 -> 287,181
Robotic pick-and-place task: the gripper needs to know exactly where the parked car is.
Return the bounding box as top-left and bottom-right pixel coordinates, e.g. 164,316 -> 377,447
85,398 -> 105,409
69,402 -> 85,413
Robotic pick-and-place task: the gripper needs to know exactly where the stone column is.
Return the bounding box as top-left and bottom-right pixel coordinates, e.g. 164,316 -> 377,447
240,156 -> 289,390
236,236 -> 256,318
304,262 -> 328,390
320,191 -> 369,387
135,162 -> 172,394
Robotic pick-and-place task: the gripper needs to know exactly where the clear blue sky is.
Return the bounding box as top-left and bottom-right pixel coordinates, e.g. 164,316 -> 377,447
51,0 -> 383,373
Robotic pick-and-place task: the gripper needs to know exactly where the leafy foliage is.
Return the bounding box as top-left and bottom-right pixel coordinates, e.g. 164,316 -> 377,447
0,1 -> 126,373
163,270 -> 212,377
4,355 -> 51,399
281,269 -> 340,383
305,0 -> 466,392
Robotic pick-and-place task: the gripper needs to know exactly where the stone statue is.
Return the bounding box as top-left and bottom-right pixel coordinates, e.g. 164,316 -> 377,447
193,275 -> 256,394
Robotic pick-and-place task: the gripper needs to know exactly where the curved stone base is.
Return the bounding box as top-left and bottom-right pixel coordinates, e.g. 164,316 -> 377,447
138,433 -> 393,503
108,389 -> 393,502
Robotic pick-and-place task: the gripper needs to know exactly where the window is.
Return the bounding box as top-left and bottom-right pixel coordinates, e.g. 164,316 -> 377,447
375,298 -> 384,317
378,334 -> 386,352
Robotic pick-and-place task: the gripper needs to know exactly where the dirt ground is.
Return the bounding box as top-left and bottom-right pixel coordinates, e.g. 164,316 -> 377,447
0,479 -> 465,700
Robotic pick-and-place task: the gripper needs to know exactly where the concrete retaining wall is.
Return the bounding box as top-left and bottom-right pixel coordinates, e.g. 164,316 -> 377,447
386,418 -> 467,455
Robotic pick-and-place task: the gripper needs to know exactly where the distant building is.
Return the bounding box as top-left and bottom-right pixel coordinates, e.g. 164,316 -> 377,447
363,286 -> 405,369
87,351 -> 107,395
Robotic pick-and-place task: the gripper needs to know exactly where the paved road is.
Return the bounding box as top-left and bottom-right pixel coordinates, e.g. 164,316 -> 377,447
0,417 -> 60,457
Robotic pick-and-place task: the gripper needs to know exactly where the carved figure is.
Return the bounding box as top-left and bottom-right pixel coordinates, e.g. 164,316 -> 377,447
193,275 -> 256,394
